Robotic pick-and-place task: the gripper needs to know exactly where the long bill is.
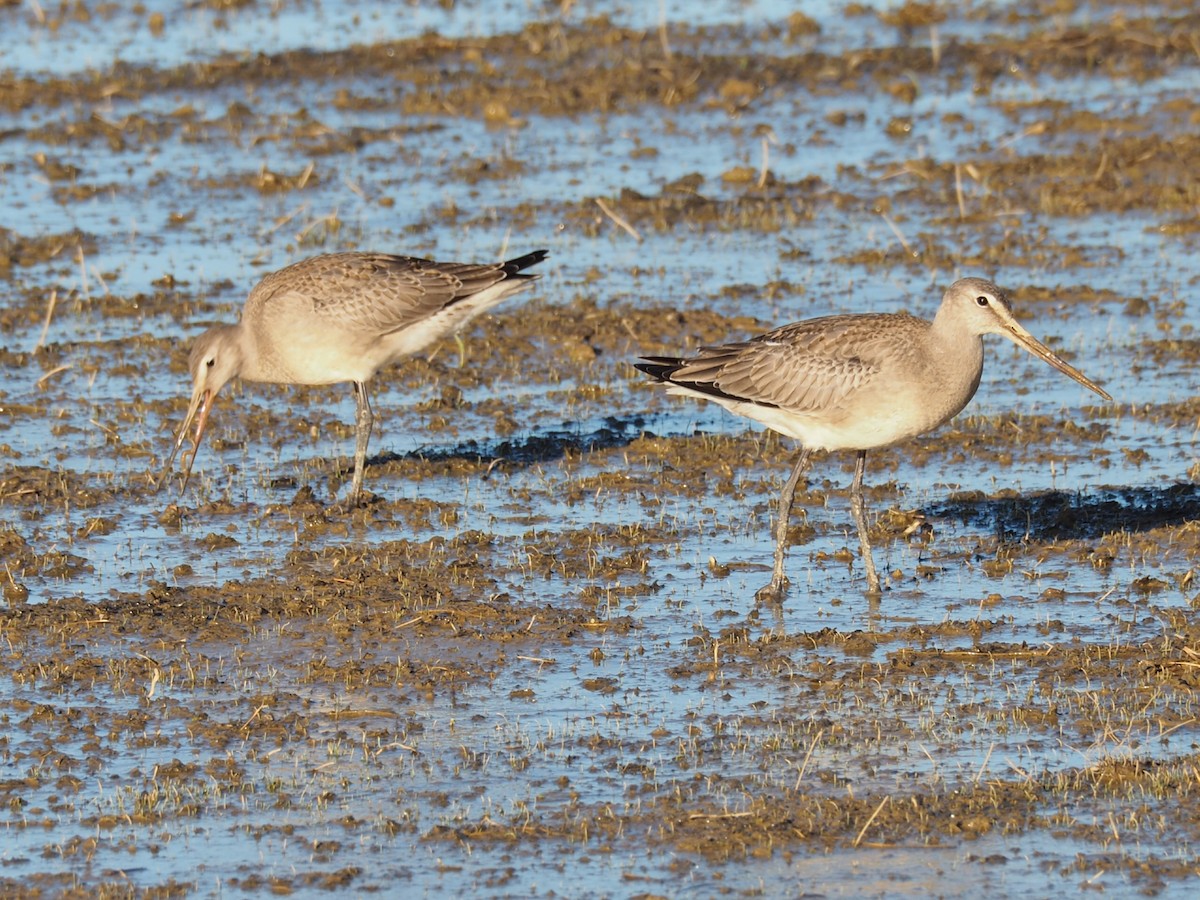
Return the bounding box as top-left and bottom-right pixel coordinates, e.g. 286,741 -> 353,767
1004,323 -> 1113,402
156,388 -> 215,494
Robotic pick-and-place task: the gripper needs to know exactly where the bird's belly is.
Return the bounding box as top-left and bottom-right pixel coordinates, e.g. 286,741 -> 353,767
252,325 -> 380,385
729,385 -> 971,452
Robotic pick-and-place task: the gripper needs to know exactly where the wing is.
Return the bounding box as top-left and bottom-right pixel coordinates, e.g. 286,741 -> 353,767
247,251 -> 545,335
640,313 -> 923,414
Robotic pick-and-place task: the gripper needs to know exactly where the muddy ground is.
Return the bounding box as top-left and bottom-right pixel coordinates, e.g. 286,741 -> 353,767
2,0 -> 1200,896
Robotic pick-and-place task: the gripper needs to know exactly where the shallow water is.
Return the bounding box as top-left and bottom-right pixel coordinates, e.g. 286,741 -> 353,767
4,0 -> 1200,897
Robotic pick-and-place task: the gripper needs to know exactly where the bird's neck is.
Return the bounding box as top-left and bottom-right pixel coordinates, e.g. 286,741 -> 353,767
230,321 -> 270,383
927,308 -> 986,397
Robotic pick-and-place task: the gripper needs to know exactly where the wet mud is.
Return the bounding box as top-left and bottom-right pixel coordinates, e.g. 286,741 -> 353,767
2,0 -> 1200,896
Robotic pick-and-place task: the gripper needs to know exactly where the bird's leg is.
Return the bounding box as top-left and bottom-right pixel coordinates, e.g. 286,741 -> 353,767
349,380 -> 373,506
850,450 -> 882,594
755,447 -> 811,604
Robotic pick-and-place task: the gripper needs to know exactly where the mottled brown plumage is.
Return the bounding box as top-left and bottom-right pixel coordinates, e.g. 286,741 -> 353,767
161,249 -> 548,504
637,277 -> 1112,600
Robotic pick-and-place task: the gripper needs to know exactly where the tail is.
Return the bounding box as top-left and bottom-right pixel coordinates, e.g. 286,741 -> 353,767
475,248 -> 547,305
635,356 -> 751,405
501,249 -> 549,277
633,356 -> 686,383
415,249 -> 548,342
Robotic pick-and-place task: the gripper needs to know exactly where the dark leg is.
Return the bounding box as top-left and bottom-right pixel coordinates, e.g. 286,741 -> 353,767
755,447 -> 811,604
350,380 -> 373,505
850,450 -> 882,594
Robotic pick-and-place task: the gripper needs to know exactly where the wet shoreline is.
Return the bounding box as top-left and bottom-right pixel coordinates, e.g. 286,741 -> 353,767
3,1 -> 1200,896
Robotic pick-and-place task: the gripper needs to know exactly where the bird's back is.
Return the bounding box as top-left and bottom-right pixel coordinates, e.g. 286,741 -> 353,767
640,309 -> 984,451
247,253 -> 510,333
238,251 -> 545,385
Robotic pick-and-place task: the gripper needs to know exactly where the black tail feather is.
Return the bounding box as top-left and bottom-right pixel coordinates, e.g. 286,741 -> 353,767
502,249 -> 549,276
633,357 -> 686,383
634,356 -> 774,407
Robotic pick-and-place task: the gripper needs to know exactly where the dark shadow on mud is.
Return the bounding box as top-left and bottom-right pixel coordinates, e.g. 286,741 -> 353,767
369,415 -> 648,473
929,482 -> 1200,543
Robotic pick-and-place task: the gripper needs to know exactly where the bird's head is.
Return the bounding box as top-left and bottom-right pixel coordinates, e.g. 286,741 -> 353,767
157,324 -> 245,493
944,277 -> 1111,402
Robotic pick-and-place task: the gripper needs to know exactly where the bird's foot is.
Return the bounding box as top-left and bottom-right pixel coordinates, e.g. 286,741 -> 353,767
332,489 -> 375,514
755,576 -> 789,605
862,562 -> 882,596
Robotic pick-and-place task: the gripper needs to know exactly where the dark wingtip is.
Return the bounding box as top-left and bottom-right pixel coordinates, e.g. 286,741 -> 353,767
503,249 -> 550,275
633,357 -> 685,383
634,356 -> 775,407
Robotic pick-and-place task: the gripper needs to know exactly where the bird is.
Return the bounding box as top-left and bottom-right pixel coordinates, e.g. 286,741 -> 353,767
635,277 -> 1113,601
159,248 -> 548,505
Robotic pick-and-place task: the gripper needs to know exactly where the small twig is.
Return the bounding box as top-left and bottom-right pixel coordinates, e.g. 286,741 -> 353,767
853,796 -> 890,847
341,175 -> 367,200
1007,760 -> 1031,781
595,197 -> 642,242
879,212 -> 916,258
393,606 -> 491,631
996,122 -> 1047,152
973,742 -> 995,784
954,164 -> 966,219
264,203 -> 309,236
89,418 -> 120,439
35,364 -> 72,388
794,728 -> 824,790
657,0 -> 672,59
35,289 -> 58,350
242,703 -> 268,730
296,210 -> 338,242
374,741 -> 418,755
618,316 -> 639,343
77,245 -> 90,302
1157,717 -> 1198,739
296,160 -> 316,189
876,163 -> 931,183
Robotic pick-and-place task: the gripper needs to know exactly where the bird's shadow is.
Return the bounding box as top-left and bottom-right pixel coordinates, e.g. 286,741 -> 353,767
926,482 -> 1200,544
360,417 -> 1194,551
366,414 -> 648,474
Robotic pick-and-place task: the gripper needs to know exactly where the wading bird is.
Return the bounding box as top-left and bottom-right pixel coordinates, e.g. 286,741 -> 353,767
160,249 -> 548,504
636,277 -> 1112,600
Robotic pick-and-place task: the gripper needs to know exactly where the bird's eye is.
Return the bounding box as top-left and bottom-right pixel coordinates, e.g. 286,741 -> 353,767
976,296 -> 989,306
206,358 -> 215,368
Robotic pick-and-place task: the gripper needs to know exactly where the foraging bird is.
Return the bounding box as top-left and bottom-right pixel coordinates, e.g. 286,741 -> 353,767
636,277 -> 1112,600
160,249 -> 548,504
